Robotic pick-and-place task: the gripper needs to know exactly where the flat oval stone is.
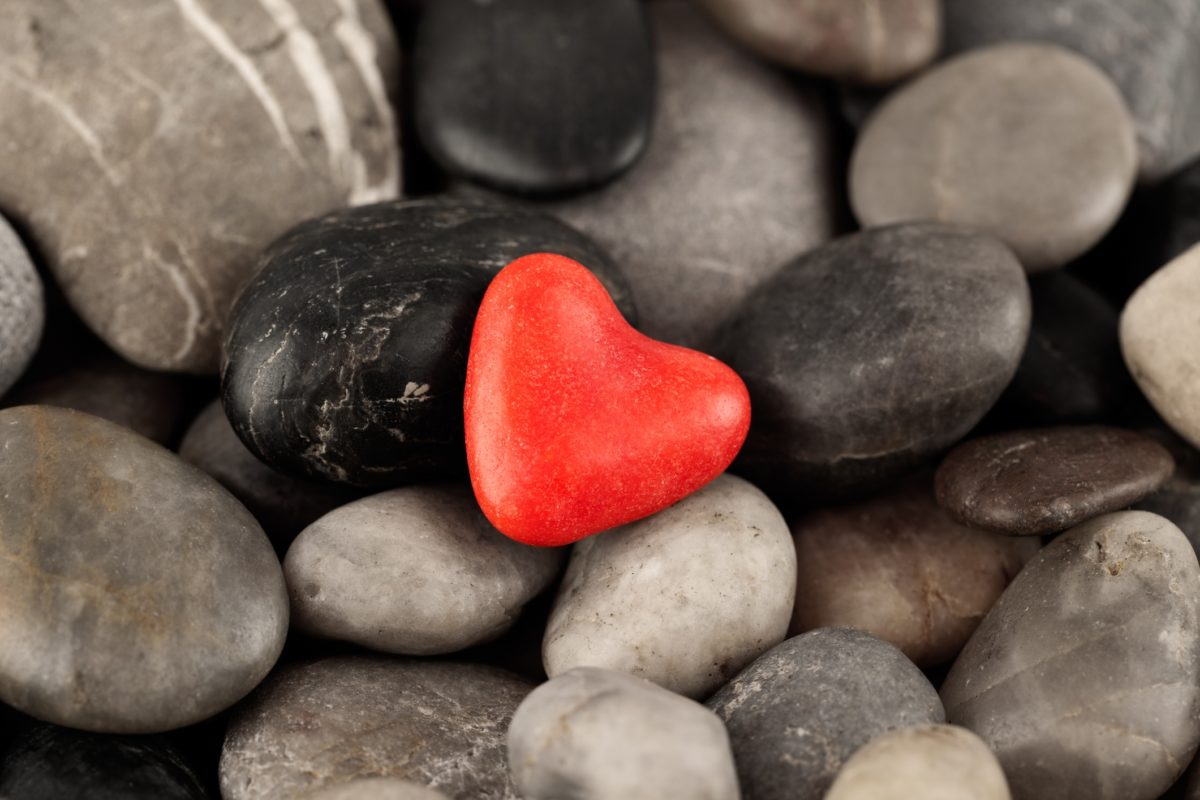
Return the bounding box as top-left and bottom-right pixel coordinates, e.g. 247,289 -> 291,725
508,667 -> 739,800
0,406 -> 288,733
543,0 -> 836,348
0,723 -> 209,800
1121,242 -> 1200,450
284,484 -> 564,655
304,780 -> 448,800
179,399 -> 355,552
219,656 -> 532,800
222,198 -> 633,487
942,511 -> 1200,799
708,628 -> 945,800
0,215 -> 42,398
543,473 -> 796,699
694,0 -> 940,84
712,222 -> 1030,502
414,0 -> 652,194
0,0 -> 400,372
826,724 -> 1010,800
935,426 -> 1175,536
943,0 -> 1200,182
791,476 -> 1040,668
850,43 -> 1137,272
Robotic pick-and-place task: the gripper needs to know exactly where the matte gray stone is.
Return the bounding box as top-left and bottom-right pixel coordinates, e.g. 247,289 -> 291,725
0,405 -> 288,733
508,667 -> 739,800
0,215 -> 42,399
942,511 -> 1200,800
220,657 -> 532,800
284,484 -> 564,655
0,0 -> 400,372
708,628 -> 946,800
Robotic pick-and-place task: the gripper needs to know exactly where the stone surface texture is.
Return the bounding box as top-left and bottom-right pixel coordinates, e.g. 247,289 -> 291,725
0,215 -> 42,399
303,779 -> 449,800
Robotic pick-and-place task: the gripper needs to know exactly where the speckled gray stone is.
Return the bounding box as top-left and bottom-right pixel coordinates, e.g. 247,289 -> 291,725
508,667 -> 739,800
543,474 -> 796,699
543,0 -> 836,348
219,657 -> 532,800
851,43 -> 1137,272
285,484 -> 564,655
0,0 -> 400,372
304,779 -> 448,800
942,511 -> 1200,800
0,215 -> 42,399
708,628 -> 946,800
0,405 -> 288,733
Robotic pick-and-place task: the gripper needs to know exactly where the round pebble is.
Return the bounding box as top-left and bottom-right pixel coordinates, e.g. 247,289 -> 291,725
708,628 -> 945,800
825,724 -> 1010,800
942,511 -> 1200,800
0,405 -> 287,733
543,473 -> 796,699
850,42 -> 1138,272
284,484 -> 565,655
1121,241 -> 1200,450
791,476 -> 1040,667
508,667 -> 739,800
303,779 -> 448,800
0,215 -> 42,399
935,426 -> 1175,536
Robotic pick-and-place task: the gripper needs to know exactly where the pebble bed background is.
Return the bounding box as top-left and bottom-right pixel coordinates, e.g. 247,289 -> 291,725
1,1 -> 1200,799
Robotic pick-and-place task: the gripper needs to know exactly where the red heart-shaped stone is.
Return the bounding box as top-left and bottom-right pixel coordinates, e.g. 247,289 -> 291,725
465,253 -> 751,546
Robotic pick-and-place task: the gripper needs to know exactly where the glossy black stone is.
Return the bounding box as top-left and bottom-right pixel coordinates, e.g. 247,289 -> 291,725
414,0 -> 654,195
712,222 -> 1031,504
0,723 -> 209,799
221,198 -> 635,488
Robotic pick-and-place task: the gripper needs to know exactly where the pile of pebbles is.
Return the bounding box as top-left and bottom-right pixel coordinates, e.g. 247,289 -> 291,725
1,1 -> 1200,799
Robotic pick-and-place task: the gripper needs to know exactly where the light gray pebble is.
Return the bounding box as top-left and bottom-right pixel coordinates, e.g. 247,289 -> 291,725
0,215 -> 42,399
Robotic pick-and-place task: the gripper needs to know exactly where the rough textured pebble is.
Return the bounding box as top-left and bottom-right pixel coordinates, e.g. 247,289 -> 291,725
0,215 -> 42,399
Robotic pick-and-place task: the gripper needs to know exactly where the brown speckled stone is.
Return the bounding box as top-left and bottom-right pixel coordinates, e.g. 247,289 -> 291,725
304,780 -> 448,800
935,426 -> 1175,536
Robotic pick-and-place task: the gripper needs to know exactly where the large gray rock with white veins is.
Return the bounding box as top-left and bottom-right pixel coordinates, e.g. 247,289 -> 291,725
0,215 -> 42,398
942,511 -> 1200,800
0,0 -> 400,372
1121,243 -> 1200,451
851,43 -> 1137,272
304,779 -> 448,800
285,484 -> 564,655
943,0 -> 1200,182
543,474 -> 796,699
220,657 -> 532,800
708,628 -> 946,800
0,405 -> 288,733
508,667 -> 739,800
543,0 -> 836,348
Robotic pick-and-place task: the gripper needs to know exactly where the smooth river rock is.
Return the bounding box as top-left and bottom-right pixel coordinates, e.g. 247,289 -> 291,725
826,724 -> 1010,800
285,484 -> 564,655
543,473 -> 795,699
0,405 -> 288,733
712,222 -> 1030,502
943,0 -> 1200,182
935,426 -> 1175,536
0,0 -> 400,372
851,43 -> 1137,272
942,511 -> 1200,800
507,667 -> 739,800
544,0 -> 836,349
791,476 -> 1040,668
222,198 -> 633,487
0,723 -> 209,800
1121,242 -> 1200,450
414,0 -> 653,194
709,628 -> 945,800
179,399 -> 355,551
304,780 -> 448,800
0,215 -> 42,398
220,657 -> 532,800
695,0 -> 941,84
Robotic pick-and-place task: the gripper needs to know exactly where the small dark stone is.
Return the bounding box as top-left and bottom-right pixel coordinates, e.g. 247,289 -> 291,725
712,222 -> 1030,503
936,426 -> 1176,536
0,723 -> 209,800
414,0 -> 653,194
221,198 -> 633,488
708,628 -> 945,800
